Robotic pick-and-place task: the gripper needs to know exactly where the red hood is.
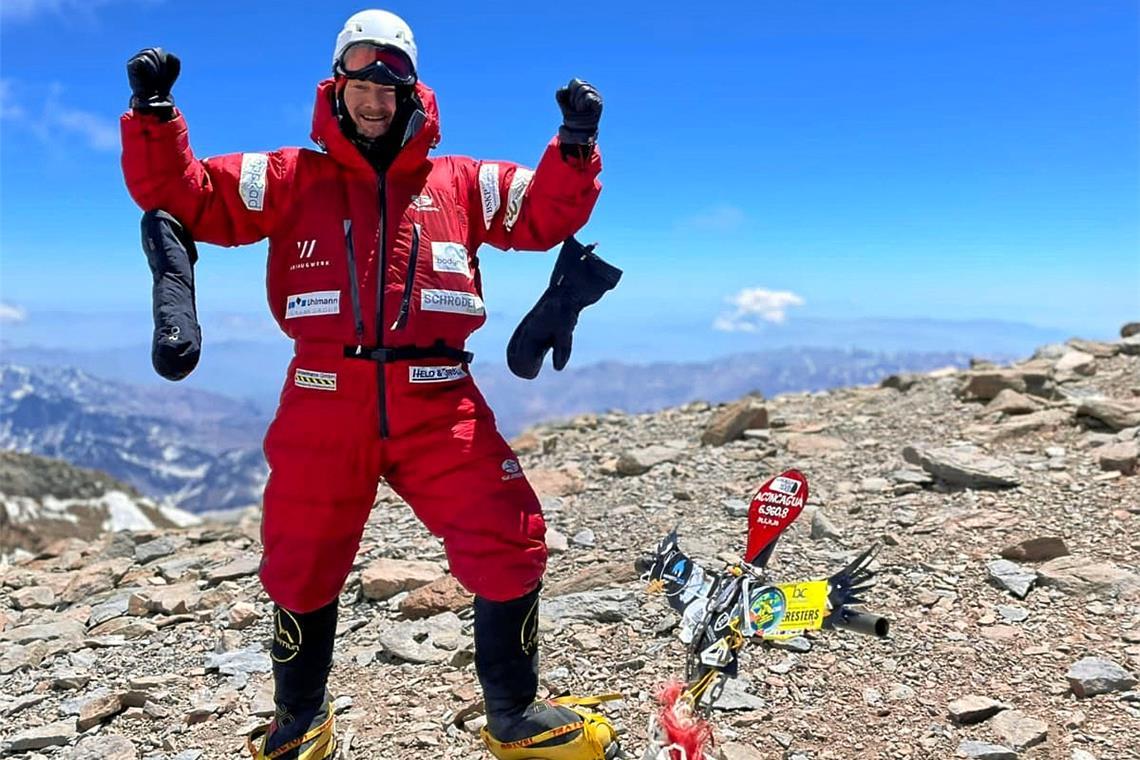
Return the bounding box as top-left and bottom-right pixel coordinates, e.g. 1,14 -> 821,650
310,78 -> 441,177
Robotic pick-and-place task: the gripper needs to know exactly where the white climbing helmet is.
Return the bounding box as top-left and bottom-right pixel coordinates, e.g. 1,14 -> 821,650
332,9 -> 418,85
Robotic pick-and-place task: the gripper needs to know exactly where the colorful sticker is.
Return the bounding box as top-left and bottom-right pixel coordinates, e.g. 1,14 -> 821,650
747,586 -> 787,636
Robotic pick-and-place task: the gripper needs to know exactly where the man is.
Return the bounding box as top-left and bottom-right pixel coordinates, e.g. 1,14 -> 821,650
122,10 -> 619,760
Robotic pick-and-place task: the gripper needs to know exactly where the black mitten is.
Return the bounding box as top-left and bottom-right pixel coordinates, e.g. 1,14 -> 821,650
506,236 -> 621,380
126,47 -> 180,120
556,78 -> 602,162
140,210 -> 201,381
556,78 -> 602,146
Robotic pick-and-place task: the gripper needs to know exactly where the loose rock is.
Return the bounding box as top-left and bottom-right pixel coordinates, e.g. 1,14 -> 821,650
1066,657 -> 1138,697
987,559 -> 1036,599
999,536 -> 1069,562
903,445 -> 1021,489
701,398 -> 768,446
990,709 -> 1048,750
948,695 -> 1006,725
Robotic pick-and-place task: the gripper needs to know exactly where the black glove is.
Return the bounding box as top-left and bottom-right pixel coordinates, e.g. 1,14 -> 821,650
127,47 -> 180,119
507,236 -> 621,380
141,210 -> 201,381
556,78 -> 603,148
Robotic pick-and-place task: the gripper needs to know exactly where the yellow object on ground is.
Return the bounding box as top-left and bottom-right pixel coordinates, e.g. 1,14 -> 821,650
481,695 -> 622,760
246,708 -> 336,759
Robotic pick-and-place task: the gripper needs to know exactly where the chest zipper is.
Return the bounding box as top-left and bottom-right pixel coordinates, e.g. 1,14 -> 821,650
375,177 -> 390,438
342,220 -> 366,345
391,223 -> 421,331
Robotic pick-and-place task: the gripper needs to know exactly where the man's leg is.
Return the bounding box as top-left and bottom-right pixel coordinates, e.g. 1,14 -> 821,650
386,397 -> 619,759
254,391 -> 382,759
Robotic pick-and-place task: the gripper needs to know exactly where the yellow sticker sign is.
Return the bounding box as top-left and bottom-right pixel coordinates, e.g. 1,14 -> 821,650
761,580 -> 829,639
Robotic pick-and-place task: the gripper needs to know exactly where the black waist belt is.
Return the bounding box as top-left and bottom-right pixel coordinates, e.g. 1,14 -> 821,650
344,340 -> 473,364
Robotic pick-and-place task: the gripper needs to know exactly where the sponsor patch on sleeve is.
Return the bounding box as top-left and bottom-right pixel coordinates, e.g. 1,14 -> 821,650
478,162 -> 500,230
431,242 -> 471,277
285,290 -> 340,319
501,458 -> 524,481
504,168 -> 534,231
421,289 -> 485,316
239,153 -> 269,211
294,368 -> 337,391
408,364 -> 468,383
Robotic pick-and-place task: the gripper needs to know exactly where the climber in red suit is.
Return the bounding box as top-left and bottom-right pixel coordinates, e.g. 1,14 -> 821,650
122,9 -> 619,760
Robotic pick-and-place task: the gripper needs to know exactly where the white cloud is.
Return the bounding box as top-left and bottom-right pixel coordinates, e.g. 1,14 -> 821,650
0,303 -> 28,324
676,204 -> 747,232
714,287 -> 805,332
52,107 -> 120,151
1,80 -> 119,153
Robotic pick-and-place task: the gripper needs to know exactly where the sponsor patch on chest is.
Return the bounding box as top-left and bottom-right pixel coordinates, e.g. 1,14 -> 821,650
239,153 -> 268,211
285,290 -> 340,319
421,289 -> 485,316
408,364 -> 468,383
431,242 -> 470,276
294,368 -> 337,391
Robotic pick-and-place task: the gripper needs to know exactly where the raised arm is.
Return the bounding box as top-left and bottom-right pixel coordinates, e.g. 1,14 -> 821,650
471,79 -> 604,252
120,48 -> 298,247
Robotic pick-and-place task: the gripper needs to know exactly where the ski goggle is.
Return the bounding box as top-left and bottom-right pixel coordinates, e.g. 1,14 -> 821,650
337,42 -> 416,86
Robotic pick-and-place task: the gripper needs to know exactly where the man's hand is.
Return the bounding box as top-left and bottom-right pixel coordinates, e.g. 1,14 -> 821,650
127,47 -> 180,117
556,78 -> 603,147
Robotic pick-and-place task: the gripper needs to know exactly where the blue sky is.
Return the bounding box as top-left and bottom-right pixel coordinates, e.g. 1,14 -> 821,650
1,1 -> 1137,360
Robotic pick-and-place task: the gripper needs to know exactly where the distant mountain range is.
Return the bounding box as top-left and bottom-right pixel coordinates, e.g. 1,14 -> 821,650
473,347 -> 978,432
3,310 -> 1072,426
0,365 -> 269,513
0,344 -> 976,514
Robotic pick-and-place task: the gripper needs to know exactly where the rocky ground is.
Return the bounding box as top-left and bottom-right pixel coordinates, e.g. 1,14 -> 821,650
1,330 -> 1139,760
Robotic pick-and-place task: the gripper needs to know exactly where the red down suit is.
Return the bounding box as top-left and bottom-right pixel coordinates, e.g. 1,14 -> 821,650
121,78 -> 602,611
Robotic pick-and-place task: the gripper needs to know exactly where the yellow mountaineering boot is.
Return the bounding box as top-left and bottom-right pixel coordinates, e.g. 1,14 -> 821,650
481,694 -> 623,760
246,697 -> 336,760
